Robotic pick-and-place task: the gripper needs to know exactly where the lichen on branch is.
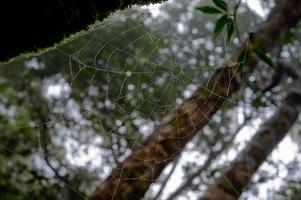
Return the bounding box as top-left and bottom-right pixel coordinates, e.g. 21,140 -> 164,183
0,0 -> 166,61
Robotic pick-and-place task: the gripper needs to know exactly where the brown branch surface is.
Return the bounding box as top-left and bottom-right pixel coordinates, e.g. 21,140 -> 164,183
89,1 -> 301,200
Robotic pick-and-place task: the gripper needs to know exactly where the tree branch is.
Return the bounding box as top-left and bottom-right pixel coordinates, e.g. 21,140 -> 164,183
0,0 -> 167,61
200,62 -> 301,200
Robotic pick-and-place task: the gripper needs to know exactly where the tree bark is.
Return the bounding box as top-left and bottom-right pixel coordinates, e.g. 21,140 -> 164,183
200,62 -> 301,200
166,118 -> 249,200
89,1 -> 301,200
0,0 -> 166,61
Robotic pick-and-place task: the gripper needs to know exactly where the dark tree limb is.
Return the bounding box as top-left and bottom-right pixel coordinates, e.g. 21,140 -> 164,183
0,0 -> 166,61
200,61 -> 301,200
262,59 -> 301,93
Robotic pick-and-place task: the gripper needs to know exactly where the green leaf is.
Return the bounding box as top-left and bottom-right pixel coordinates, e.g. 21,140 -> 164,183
227,18 -> 234,41
248,32 -> 257,42
214,15 -> 228,36
196,6 -> 222,14
253,50 -> 275,68
213,0 -> 228,11
237,48 -> 250,71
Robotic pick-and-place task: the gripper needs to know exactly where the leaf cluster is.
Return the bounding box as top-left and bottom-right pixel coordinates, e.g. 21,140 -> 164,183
196,0 -> 234,41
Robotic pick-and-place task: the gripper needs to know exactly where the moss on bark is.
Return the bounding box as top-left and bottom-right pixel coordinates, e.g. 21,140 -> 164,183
0,0 -> 166,61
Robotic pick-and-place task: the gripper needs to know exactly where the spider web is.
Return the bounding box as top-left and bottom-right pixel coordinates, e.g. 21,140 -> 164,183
49,3 -> 245,199
56,7 -> 238,199
1,0 -> 299,200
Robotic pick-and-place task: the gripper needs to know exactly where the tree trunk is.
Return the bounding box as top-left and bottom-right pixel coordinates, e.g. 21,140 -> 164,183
89,1 -> 301,200
200,62 -> 301,200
